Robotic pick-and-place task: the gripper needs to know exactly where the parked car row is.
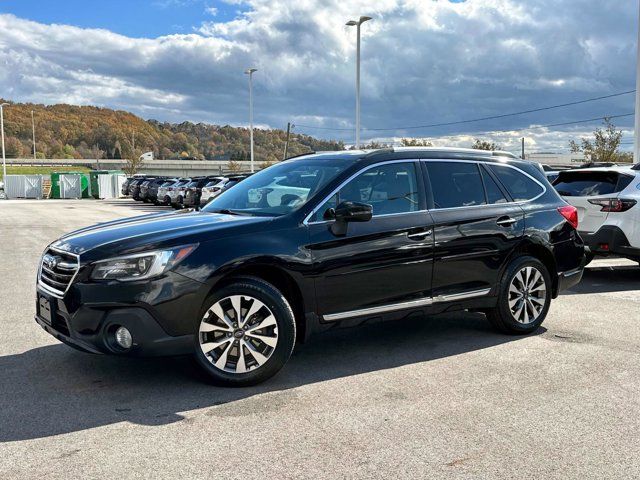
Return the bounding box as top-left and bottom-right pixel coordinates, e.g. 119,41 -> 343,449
121,174 -> 252,209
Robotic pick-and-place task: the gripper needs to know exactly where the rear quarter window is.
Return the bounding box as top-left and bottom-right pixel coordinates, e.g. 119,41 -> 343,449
488,165 -> 544,201
552,171 -> 633,197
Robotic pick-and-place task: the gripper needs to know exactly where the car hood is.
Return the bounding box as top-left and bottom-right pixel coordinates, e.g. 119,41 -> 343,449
51,210 -> 273,259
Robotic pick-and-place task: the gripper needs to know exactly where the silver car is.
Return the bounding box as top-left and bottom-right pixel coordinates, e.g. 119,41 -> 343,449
168,178 -> 192,207
199,177 -> 228,205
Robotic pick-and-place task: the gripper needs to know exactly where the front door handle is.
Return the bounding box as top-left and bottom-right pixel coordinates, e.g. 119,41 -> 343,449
496,216 -> 518,227
407,229 -> 433,240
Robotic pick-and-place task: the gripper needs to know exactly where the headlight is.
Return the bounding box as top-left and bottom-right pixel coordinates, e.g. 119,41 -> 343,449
90,244 -> 198,281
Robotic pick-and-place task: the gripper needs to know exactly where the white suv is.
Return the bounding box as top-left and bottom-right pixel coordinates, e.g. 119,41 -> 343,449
553,165 -> 640,263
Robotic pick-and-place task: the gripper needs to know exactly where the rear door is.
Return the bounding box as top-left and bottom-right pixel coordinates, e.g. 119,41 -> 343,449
425,161 -> 526,299
553,170 -> 634,233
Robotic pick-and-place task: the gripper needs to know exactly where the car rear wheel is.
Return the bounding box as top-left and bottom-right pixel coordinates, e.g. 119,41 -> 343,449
193,277 -> 296,387
486,256 -> 551,334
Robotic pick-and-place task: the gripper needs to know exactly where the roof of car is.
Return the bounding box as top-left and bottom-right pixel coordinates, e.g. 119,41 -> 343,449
284,147 -> 522,167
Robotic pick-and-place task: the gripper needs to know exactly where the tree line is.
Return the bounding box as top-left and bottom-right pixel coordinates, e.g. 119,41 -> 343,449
0,100 -> 344,162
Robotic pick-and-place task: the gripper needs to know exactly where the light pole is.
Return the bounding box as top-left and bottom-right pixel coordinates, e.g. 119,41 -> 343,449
31,110 -> 37,160
635,1 -> 640,163
346,16 -> 372,149
245,68 -> 257,172
0,103 -> 8,181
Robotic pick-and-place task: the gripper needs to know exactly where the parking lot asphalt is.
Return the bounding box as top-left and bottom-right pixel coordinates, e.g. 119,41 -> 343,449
1,199 -> 640,479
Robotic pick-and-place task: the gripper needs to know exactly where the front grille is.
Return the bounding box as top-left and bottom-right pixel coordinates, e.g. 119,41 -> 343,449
39,248 -> 80,298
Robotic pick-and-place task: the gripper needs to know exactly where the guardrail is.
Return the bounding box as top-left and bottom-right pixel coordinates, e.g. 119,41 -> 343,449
4,158 -> 255,176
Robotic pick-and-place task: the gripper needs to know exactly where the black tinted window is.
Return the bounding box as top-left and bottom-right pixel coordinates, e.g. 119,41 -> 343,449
427,162 -> 486,208
312,162 -> 420,221
553,171 -> 633,197
488,165 -> 544,201
481,167 -> 508,204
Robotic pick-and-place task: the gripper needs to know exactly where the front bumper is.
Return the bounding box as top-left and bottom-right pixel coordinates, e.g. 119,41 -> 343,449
35,306 -> 193,356
579,226 -> 640,260
34,271 -> 204,357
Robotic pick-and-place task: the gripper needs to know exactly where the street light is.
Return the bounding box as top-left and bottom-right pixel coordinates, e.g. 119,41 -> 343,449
31,110 -> 37,160
634,1 -> 640,163
245,67 -> 258,172
346,16 -> 372,149
0,103 -> 8,181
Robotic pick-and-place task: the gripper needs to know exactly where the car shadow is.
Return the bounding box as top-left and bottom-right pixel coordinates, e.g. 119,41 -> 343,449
562,264 -> 640,295
0,312 -> 541,442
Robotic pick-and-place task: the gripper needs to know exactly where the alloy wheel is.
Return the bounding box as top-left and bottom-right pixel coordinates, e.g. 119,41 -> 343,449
507,266 -> 547,324
199,295 -> 279,374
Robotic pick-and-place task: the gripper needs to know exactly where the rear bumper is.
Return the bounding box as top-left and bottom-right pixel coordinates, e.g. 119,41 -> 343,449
557,267 -> 584,293
579,226 -> 640,259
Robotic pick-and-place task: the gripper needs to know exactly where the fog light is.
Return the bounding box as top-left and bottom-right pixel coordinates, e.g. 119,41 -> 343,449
115,326 -> 133,349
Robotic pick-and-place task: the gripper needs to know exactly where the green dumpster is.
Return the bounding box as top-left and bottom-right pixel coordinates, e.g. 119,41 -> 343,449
49,172 -> 92,199
90,171 -> 109,198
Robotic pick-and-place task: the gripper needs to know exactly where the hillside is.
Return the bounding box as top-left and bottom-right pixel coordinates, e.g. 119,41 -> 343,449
0,100 -> 345,163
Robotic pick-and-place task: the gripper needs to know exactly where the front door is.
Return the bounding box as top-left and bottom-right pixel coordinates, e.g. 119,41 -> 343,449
424,160 -> 526,300
306,161 -> 434,321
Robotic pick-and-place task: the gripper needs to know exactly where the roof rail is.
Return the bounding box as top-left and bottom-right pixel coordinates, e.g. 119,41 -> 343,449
283,151 -> 316,161
492,151 -> 518,159
363,148 -> 395,158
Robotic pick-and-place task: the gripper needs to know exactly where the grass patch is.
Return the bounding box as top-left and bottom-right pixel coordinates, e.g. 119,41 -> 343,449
0,166 -> 92,181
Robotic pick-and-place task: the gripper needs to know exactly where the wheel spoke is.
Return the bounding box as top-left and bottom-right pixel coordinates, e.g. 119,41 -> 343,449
244,341 -> 269,366
231,296 -> 242,325
529,270 -> 542,290
199,322 -> 231,333
201,337 -> 231,355
210,303 -> 234,329
247,314 -> 277,333
527,299 -> 540,317
214,341 -> 233,370
247,332 -> 278,348
236,342 -> 247,373
241,297 -> 265,328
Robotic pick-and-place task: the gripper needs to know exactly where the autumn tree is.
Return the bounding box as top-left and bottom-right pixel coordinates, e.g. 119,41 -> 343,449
401,138 -> 433,147
569,117 -> 626,163
472,139 -> 501,151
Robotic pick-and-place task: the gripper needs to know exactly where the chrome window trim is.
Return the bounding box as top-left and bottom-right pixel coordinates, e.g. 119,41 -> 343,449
303,158 -> 547,224
37,246 -> 81,299
322,287 -> 491,322
303,159 -> 423,225
422,159 -> 547,211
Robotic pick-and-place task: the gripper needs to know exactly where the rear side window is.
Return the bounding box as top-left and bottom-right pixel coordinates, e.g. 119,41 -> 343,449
480,167 -> 509,204
488,165 -> 544,201
552,171 -> 633,197
427,162 -> 486,208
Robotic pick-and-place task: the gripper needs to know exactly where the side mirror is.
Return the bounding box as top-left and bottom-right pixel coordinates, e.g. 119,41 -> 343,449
329,201 -> 373,236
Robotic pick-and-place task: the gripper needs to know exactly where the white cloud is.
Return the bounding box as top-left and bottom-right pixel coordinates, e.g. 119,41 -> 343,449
0,0 -> 636,152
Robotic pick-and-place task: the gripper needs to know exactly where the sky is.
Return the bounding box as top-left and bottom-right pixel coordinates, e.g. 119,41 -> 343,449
0,0 -> 638,154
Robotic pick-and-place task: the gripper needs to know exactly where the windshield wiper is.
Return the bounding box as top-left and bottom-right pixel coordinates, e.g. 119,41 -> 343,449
207,208 -> 255,216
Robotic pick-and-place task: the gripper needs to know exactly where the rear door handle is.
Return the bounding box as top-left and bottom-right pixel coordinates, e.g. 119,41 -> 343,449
408,229 -> 433,240
496,216 -> 518,227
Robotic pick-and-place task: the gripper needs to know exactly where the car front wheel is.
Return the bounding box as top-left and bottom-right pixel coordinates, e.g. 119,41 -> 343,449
486,256 -> 551,335
194,277 -> 296,387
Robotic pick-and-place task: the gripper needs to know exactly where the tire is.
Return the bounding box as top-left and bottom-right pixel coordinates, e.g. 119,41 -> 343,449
193,277 -> 296,387
486,255 -> 551,335
163,196 -> 171,205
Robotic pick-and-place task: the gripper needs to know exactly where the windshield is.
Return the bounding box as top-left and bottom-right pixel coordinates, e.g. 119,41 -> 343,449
202,157 -> 354,217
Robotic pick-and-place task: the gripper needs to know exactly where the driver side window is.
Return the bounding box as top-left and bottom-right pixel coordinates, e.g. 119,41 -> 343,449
310,162 -> 420,222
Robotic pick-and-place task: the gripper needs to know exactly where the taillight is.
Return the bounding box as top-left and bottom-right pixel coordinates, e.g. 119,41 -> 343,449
558,205 -> 578,229
588,198 -> 637,212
